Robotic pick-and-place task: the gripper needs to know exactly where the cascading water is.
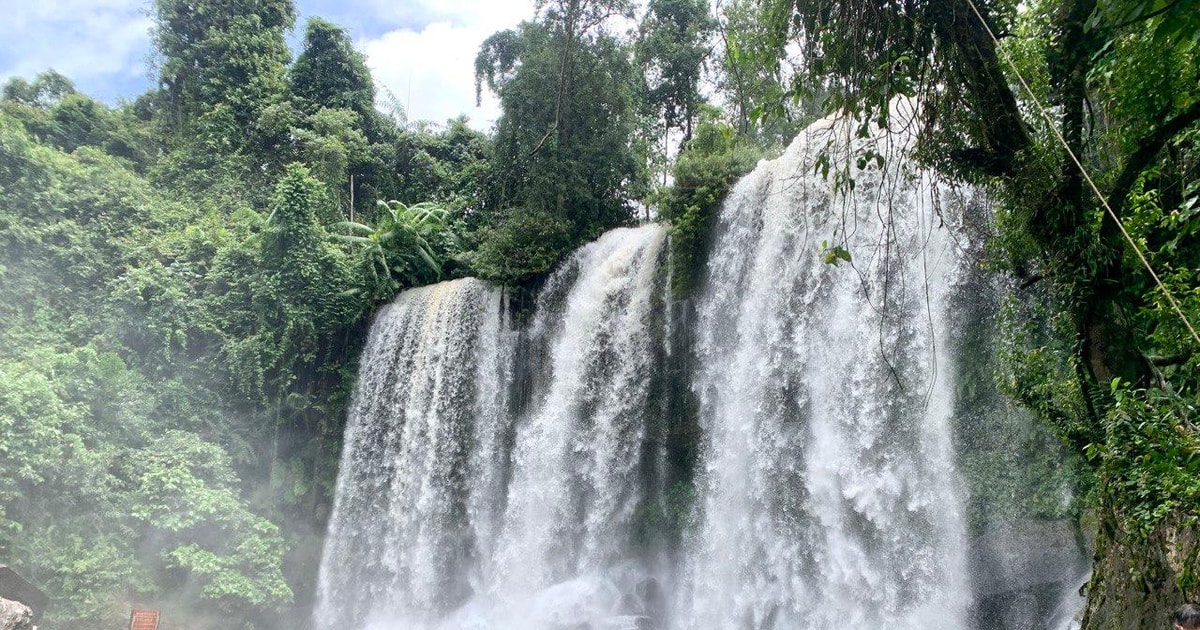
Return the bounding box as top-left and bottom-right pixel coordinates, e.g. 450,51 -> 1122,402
314,278 -> 511,629
674,106 -> 973,629
486,225 -> 668,608
314,226 -> 669,630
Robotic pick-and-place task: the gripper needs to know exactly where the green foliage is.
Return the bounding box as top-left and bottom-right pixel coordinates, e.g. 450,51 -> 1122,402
1088,0 -> 1200,49
334,200 -> 462,301
714,0 -> 812,145
211,162 -> 358,411
288,108 -> 369,214
0,111 -> 330,628
474,30 -> 525,104
635,0 -> 715,142
998,0 -> 1200,541
475,18 -> 646,282
730,0 -> 1032,177
2,74 -> 158,171
1089,9 -> 1199,154
0,352 -> 291,628
820,242 -> 852,266
2,70 -> 75,107
45,93 -> 113,153
265,163 -> 329,265
290,18 -> 376,127
133,430 -> 291,614
1095,383 -> 1200,543
656,112 -> 760,297
386,118 -> 493,217
153,0 -> 294,155
469,208 -> 575,284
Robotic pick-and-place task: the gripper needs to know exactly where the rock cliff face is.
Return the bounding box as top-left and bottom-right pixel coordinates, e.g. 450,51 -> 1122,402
0,598 -> 33,630
969,520 -> 1091,630
1082,517 -> 1198,630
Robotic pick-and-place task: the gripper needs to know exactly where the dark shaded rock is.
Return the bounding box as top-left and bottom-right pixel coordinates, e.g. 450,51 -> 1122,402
635,577 -> 665,622
972,520 -> 1088,597
969,520 -> 1090,630
617,593 -> 643,615
1080,519 -> 1198,630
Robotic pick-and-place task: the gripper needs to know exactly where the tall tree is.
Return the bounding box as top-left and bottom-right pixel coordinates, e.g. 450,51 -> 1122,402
153,0 -> 295,139
475,13 -> 645,279
290,18 -> 379,138
531,0 -> 636,147
713,0 -> 809,143
635,0 -> 715,144
2,70 -> 75,107
284,17 -> 393,217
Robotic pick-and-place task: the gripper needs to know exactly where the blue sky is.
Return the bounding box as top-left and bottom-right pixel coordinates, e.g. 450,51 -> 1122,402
0,0 -> 534,128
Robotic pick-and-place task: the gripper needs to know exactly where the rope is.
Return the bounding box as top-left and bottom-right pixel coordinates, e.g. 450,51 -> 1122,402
962,0 -> 1200,347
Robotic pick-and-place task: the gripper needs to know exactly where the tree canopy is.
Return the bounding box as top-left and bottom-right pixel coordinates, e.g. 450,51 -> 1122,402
473,11 -> 647,279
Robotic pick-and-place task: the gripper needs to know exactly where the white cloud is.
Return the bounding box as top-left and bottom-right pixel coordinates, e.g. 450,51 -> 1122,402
352,0 -> 532,31
0,0 -> 152,99
360,0 -> 534,131
0,0 -> 538,116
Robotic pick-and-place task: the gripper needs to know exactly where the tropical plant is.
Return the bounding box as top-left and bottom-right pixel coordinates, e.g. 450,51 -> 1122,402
332,200 -> 460,300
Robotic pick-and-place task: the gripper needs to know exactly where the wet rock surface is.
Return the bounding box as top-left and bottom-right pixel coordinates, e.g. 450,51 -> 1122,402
969,519 -> 1090,630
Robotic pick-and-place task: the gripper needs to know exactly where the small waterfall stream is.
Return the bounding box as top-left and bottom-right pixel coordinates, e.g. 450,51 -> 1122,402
314,106 -> 1082,630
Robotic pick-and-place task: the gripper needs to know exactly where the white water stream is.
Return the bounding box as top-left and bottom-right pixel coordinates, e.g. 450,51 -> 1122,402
675,107 -> 972,630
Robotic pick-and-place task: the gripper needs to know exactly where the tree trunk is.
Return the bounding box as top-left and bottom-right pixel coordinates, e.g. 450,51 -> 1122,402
928,0 -> 1030,175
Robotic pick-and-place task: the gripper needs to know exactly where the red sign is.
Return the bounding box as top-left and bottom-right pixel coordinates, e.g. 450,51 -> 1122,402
130,609 -> 160,630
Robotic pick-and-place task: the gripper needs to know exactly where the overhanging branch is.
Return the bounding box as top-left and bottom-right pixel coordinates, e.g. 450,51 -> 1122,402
1106,99 -> 1200,219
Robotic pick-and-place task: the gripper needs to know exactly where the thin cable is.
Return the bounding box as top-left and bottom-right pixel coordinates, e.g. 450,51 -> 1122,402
962,0 -> 1200,347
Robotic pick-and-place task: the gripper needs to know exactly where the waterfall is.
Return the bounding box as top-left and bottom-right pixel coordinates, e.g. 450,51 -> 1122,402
315,105 -> 1083,630
314,226 -> 669,630
675,106 -> 972,629
313,278 -> 511,629
487,225 -> 668,603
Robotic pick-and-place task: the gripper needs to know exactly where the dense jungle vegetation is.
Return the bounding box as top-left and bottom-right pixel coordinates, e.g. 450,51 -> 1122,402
0,0 -> 1196,628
